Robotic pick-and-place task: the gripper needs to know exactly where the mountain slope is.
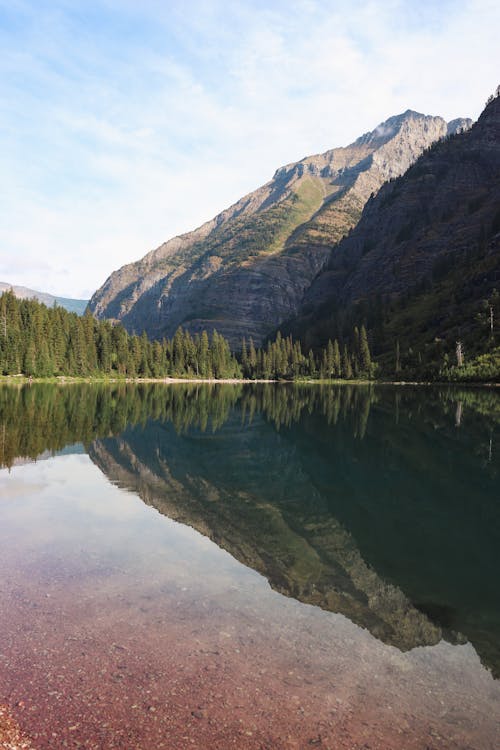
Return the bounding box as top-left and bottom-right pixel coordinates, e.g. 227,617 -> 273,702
89,112 -> 470,346
287,94 -> 499,373
0,282 -> 88,315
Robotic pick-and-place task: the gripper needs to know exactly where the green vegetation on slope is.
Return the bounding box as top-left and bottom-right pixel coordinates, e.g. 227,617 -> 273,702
285,92 -> 500,382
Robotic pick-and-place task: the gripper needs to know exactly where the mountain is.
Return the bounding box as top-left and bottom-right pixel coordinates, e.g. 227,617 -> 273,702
0,282 -> 88,315
89,112 -> 471,346
287,94 -> 500,373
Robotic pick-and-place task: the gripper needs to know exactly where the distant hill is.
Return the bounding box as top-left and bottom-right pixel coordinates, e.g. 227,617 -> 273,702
89,111 -> 471,346
0,282 -> 88,315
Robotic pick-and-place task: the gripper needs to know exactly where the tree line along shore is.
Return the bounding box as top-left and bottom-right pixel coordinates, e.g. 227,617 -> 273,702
0,290 -> 498,383
0,291 -> 372,381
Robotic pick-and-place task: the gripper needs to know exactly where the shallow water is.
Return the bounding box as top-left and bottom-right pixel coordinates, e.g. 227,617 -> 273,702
0,383 -> 499,749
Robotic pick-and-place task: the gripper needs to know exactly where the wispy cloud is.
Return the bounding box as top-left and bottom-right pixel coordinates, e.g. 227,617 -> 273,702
0,0 -> 498,297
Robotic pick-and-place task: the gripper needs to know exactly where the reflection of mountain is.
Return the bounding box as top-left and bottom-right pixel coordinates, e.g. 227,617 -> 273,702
86,391 -> 500,677
89,417 -> 445,653
284,393 -> 500,677
9,444 -> 85,468
2,382 -> 499,675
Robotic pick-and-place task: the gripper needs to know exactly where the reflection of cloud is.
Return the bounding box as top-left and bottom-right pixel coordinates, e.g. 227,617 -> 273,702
0,475 -> 46,499
1,453 -> 245,581
0,1 -> 499,297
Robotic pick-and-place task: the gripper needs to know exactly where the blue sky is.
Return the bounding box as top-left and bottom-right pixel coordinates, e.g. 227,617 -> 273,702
1,0 -> 498,298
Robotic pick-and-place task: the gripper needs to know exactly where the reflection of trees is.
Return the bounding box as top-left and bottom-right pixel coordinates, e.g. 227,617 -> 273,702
240,384 -> 379,437
1,382 -> 499,470
0,384 -> 240,468
0,384 -> 378,468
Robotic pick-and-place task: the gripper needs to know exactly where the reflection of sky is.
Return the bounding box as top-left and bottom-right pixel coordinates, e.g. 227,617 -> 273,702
0,454 -> 264,596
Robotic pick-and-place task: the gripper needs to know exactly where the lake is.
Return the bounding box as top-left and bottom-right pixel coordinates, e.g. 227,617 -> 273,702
0,383 -> 499,749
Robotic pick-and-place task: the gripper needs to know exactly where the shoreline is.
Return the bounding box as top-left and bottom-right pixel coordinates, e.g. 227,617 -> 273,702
0,374 -> 498,387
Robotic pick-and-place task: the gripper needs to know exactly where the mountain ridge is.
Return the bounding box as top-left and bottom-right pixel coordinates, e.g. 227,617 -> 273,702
89,110 -> 471,345
0,281 -> 88,316
286,93 -> 499,373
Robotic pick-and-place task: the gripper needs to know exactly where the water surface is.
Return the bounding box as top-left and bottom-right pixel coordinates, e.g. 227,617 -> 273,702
0,384 -> 499,749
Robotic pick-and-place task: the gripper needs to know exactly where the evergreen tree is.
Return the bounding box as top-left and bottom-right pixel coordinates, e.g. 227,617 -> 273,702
248,338 -> 257,375
241,338 -> 248,377
199,331 -> 211,377
333,339 -> 341,377
342,345 -> 353,379
307,349 -> 316,377
359,325 -> 372,376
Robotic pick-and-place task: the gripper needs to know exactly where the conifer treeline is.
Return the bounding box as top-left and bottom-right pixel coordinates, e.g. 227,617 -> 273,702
0,291 -> 373,380
242,327 -> 373,380
0,291 -> 240,378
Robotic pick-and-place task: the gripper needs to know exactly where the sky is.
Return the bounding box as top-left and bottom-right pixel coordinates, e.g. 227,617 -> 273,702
0,0 -> 499,299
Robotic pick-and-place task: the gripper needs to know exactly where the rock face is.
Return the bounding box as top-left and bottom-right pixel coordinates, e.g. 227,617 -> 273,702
290,96 -> 499,351
88,112 -> 470,346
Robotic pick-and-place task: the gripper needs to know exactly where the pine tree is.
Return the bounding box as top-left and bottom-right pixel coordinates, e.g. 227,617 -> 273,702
199,331 -> 210,377
326,340 -> 335,378
342,345 -> 353,379
248,338 -> 257,377
173,328 -> 185,374
138,331 -> 151,376
395,339 -> 401,375
97,323 -> 112,373
307,349 -> 316,377
241,338 -> 248,377
333,339 -> 341,377
359,325 -> 372,376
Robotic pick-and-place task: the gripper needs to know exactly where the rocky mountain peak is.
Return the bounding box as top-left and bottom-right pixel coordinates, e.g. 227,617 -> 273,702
354,109 -> 439,147
447,117 -> 473,135
273,110 -> 452,183
89,106 -> 472,346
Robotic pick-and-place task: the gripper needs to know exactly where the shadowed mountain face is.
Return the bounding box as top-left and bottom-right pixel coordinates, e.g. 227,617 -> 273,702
88,112 -> 470,346
289,95 -> 500,358
1,383 -> 499,674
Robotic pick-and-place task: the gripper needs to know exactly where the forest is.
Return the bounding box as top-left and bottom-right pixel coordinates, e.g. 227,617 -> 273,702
1,289 -> 497,382
0,291 -> 373,381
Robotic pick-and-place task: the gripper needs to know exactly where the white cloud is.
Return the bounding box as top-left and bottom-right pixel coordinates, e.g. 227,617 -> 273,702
0,0 -> 498,298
